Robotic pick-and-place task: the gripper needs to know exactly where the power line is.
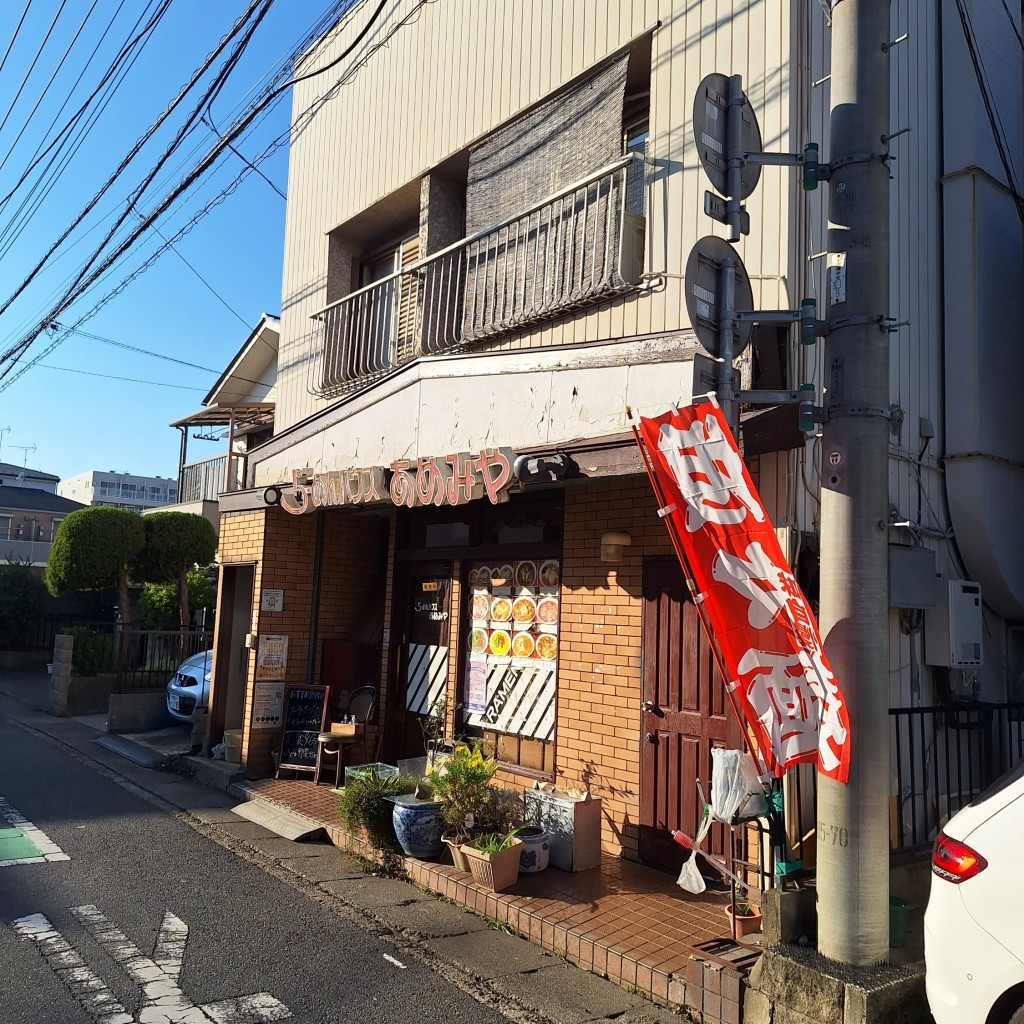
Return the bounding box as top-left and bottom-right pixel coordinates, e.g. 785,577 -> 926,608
35,362 -> 207,391
48,322 -> 220,372
999,0 -> 1024,50
0,0 -> 271,324
0,1 -> 34,79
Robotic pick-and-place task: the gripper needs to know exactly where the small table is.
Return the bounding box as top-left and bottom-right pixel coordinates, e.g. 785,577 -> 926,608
314,727 -> 363,787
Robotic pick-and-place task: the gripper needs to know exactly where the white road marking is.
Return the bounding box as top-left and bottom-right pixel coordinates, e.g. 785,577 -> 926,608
0,795 -> 70,866
382,953 -> 407,969
12,905 -> 291,1023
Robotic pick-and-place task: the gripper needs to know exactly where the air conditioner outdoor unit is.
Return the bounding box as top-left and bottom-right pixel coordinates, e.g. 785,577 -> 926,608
618,213 -> 646,285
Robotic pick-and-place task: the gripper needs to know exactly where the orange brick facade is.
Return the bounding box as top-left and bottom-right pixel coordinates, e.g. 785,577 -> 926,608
212,472 -> 688,862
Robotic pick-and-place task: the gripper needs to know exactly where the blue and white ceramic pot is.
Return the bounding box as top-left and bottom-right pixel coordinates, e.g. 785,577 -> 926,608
390,795 -> 444,858
517,825 -> 550,873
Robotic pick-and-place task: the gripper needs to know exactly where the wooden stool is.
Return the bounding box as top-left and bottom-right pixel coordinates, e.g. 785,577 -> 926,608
314,732 -> 356,787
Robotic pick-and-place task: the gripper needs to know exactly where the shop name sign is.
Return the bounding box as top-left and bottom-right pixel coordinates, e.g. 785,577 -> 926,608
281,448 -> 514,515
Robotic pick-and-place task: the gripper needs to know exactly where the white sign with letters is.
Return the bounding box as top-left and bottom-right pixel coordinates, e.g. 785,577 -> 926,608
261,589 -> 284,612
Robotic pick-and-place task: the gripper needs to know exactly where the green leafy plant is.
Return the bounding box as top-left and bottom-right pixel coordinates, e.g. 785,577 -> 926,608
138,566 -> 217,630
466,828 -> 522,854
429,742 -> 498,843
731,899 -> 757,917
46,507 -> 145,628
338,773 -> 417,852
134,512 -> 217,630
65,626 -> 114,676
0,563 -> 47,651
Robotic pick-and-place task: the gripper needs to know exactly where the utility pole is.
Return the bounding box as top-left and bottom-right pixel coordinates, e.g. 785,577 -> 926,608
815,0 -> 892,964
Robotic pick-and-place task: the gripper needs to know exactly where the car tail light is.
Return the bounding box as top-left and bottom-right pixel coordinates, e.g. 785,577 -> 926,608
932,831 -> 988,883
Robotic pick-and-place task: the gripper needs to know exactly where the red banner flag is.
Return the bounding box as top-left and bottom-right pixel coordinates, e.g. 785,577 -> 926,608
633,401 -> 850,783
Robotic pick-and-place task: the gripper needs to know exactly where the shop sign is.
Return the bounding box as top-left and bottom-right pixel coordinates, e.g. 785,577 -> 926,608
252,680 -> 284,728
280,448 -> 515,515
255,635 -> 288,681
633,400 -> 851,783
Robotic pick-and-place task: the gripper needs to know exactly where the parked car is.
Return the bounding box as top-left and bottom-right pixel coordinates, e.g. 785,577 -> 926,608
925,756 -> 1024,1024
165,650 -> 213,723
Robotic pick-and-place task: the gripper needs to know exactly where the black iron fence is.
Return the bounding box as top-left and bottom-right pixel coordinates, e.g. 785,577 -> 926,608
56,627 -> 212,690
891,701 -> 1024,849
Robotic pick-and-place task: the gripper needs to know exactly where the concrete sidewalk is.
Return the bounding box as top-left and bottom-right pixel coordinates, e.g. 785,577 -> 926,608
0,671 -> 687,1024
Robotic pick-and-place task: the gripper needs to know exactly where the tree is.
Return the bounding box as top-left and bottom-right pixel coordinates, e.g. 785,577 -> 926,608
0,562 -> 47,650
46,507 -> 145,627
135,512 -> 217,630
138,566 -> 217,631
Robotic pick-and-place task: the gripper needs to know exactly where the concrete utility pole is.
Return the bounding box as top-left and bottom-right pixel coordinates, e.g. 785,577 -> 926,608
815,0 -> 892,964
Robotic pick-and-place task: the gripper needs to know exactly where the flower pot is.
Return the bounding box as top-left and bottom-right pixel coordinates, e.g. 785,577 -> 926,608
725,905 -> 762,939
390,795 -> 443,858
516,826 -> 550,873
461,838 -> 522,893
442,835 -> 470,871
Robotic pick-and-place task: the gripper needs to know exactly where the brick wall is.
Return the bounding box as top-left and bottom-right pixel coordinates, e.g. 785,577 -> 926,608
558,476 -> 672,860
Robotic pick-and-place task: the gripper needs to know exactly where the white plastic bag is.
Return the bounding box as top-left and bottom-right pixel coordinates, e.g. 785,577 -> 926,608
710,748 -> 767,822
676,855 -> 707,894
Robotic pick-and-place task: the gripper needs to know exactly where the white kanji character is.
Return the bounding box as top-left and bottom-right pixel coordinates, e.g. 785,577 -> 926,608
712,542 -> 791,629
657,415 -> 765,532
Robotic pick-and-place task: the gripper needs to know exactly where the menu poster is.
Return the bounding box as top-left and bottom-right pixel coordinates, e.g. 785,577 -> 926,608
252,680 -> 284,729
466,658 -> 487,713
255,635 -> 288,681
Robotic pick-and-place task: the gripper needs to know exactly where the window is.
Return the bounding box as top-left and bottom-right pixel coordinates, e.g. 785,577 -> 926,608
461,557 -> 560,773
99,480 -> 117,497
0,515 -> 11,540
121,483 -> 137,498
50,518 -> 62,540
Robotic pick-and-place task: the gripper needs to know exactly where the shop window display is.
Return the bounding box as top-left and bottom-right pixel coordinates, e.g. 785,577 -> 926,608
463,559 -> 559,770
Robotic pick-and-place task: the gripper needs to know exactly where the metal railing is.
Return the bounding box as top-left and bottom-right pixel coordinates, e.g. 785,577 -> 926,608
0,538 -> 52,565
891,701 -> 1024,849
310,155 -> 645,398
179,454 -> 238,502
114,629 -> 213,690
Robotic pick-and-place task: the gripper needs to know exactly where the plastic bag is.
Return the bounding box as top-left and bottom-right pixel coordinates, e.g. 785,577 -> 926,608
676,854 -> 707,894
710,748 -> 767,822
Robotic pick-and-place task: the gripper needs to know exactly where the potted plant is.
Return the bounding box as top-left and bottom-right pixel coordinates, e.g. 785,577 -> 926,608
338,773 -> 416,852
429,742 -> 498,870
724,897 -> 762,939
461,830 -> 523,893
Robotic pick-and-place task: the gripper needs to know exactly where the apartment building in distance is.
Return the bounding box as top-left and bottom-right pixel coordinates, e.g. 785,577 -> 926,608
203,0 -> 1024,903
58,470 -> 177,512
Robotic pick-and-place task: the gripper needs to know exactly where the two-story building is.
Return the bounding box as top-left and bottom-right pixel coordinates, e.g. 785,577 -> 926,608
0,484 -> 85,567
206,0 -> 1024,881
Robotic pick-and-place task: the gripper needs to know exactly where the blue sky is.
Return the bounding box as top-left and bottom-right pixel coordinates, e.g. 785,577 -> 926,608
0,0 -> 336,482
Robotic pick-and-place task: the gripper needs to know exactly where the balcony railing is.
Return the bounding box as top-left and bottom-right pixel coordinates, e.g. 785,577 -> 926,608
0,538 -> 52,565
179,454 -> 242,503
310,154 -> 646,398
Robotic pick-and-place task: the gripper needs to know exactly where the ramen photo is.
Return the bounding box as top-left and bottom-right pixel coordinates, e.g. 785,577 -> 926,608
536,597 -> 559,625
489,629 -> 511,657
470,594 -> 490,620
511,632 -> 535,658
490,596 -> 512,621
535,634 -> 557,660
468,628 -> 488,654
512,596 -> 536,624
491,564 -> 514,585
515,561 -> 537,588
468,567 -> 481,586
539,560 -> 560,587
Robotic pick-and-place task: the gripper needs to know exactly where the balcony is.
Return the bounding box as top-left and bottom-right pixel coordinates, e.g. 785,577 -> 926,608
179,455 -> 241,503
1,538 -> 52,566
310,155 -> 646,399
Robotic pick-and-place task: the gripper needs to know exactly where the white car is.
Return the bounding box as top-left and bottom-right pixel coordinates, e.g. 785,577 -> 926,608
165,650 -> 213,723
925,756 -> 1024,1024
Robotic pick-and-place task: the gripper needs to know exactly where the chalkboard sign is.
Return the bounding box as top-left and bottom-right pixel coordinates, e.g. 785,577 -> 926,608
276,684 -> 328,773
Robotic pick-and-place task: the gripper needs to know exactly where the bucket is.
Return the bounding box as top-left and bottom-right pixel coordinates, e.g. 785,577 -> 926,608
223,729 -> 242,764
517,825 -> 550,873
889,896 -> 908,949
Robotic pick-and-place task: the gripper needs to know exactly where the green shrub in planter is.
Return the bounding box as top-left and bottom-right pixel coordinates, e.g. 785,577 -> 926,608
338,773 -> 417,852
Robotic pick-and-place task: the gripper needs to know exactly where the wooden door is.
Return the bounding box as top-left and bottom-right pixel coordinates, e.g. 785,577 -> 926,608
639,556 -> 744,873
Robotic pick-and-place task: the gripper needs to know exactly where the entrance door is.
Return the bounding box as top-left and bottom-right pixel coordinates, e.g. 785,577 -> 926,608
386,563 -> 451,760
639,556 -> 744,873
210,564 -> 255,748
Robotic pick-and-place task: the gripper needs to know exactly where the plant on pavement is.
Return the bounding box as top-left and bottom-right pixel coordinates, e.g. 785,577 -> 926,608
429,742 -> 498,843
338,773 -> 417,852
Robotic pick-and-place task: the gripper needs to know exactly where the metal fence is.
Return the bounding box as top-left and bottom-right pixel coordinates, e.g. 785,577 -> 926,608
310,155 -> 644,399
179,455 -> 232,502
891,701 -> 1024,849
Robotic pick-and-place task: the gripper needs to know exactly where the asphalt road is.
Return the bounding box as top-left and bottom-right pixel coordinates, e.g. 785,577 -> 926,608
0,719 -> 509,1024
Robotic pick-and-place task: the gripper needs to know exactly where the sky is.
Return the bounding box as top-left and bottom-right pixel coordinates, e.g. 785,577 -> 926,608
0,0 -> 345,483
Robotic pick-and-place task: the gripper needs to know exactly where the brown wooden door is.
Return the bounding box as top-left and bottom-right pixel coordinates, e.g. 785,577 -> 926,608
639,556 -> 744,873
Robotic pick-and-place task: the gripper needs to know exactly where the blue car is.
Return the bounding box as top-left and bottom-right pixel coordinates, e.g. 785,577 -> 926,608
165,650 -> 213,722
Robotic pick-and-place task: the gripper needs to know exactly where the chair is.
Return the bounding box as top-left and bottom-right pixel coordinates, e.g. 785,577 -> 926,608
314,685 -> 376,787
